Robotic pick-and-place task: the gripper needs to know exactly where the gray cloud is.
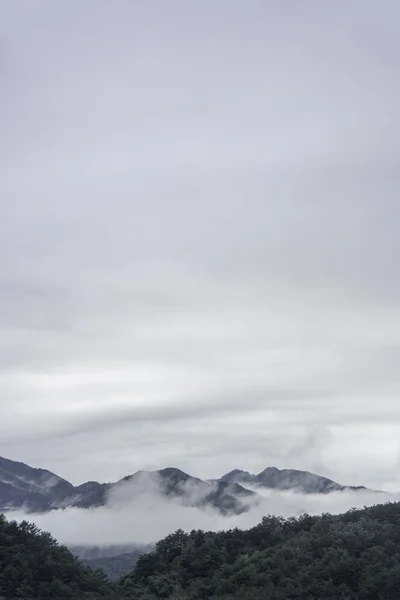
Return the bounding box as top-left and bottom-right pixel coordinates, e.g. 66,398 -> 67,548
6,484 -> 397,548
1,0 -> 400,497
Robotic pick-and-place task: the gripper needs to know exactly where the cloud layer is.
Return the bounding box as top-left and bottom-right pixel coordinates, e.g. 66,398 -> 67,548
5,478 -> 395,547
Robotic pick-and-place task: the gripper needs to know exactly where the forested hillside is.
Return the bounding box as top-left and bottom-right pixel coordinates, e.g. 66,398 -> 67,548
0,514 -> 117,599
2,502 -> 400,599
118,502 -> 400,599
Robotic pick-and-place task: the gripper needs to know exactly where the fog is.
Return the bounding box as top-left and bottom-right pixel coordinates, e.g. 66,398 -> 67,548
5,478 -> 394,548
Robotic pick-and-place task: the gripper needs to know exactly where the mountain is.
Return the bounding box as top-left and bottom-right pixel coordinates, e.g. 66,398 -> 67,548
0,458 -> 255,516
1,456 -> 382,517
219,466 -> 376,494
84,550 -> 147,581
0,456 -> 110,512
115,467 -> 256,514
71,542 -> 154,561
0,456 -> 76,512
70,543 -> 154,581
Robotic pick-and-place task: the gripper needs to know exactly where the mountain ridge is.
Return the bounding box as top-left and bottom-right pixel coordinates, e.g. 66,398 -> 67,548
0,457 -> 255,515
218,466 -> 377,494
0,456 -> 384,516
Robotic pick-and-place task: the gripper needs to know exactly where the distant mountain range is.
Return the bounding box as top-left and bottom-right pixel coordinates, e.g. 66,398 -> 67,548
0,456 -> 383,516
0,457 -> 254,515
218,467 -> 372,494
84,550 -> 144,581
70,543 -> 154,581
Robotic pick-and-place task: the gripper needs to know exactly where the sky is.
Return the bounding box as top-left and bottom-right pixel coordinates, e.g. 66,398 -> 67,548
1,0 -> 400,493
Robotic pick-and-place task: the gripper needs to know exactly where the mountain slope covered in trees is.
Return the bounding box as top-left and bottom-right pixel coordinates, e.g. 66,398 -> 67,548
3,501 -> 400,599
0,514 -> 117,599
118,501 -> 400,599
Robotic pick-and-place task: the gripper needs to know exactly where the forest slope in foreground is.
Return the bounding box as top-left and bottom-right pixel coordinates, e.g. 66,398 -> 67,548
2,501 -> 400,599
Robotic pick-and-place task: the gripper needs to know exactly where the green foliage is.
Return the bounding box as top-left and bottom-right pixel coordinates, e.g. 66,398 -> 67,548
3,503 -> 400,599
0,514 -> 116,599
118,502 -> 400,599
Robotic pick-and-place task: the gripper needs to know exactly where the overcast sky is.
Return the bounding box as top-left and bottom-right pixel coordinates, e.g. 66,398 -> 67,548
1,0 -> 400,491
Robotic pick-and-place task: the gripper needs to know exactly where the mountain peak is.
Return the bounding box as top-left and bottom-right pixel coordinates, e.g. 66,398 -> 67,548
257,466 -> 280,475
0,457 -> 253,516
0,456 -> 380,516
219,465 -> 368,494
157,467 -> 192,480
219,469 -> 254,483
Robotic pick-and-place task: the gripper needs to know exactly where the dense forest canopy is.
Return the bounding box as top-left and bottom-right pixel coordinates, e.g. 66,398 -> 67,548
118,501 -> 400,600
2,501 -> 400,599
0,514 -> 117,599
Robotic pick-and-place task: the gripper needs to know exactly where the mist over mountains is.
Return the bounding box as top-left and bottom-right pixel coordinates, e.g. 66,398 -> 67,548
0,456 -> 255,515
0,455 -> 384,516
2,453 -> 395,579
